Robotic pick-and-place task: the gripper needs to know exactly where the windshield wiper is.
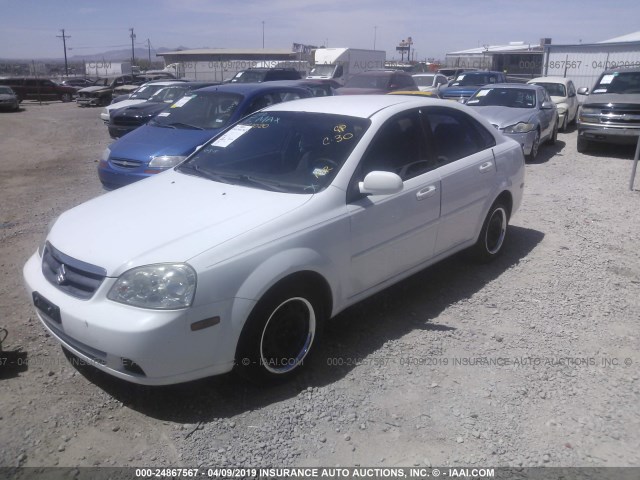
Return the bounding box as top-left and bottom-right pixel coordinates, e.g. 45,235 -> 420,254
219,173 -> 287,192
165,122 -> 204,130
149,121 -> 176,129
178,164 -> 234,184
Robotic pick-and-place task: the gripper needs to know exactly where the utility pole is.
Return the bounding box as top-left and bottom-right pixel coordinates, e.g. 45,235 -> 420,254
57,29 -> 70,77
129,28 -> 136,66
262,21 -> 265,49
373,26 -> 378,50
147,38 -> 151,65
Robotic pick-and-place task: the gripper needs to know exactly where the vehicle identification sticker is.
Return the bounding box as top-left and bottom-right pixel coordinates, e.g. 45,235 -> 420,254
600,74 -> 615,85
475,89 -> 489,97
171,96 -> 194,108
211,125 -> 252,147
137,86 -> 148,91
157,112 -> 171,117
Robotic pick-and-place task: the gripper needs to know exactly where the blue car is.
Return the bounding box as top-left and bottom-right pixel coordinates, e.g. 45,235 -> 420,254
439,71 -> 507,102
98,82 -> 312,189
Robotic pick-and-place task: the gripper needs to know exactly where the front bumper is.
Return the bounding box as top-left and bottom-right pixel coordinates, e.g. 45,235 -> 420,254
501,130 -> 537,156
23,251 -> 240,385
97,159 -> 158,189
77,97 -> 104,107
578,123 -> 640,145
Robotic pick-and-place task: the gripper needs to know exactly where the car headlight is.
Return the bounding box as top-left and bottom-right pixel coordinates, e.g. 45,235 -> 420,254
102,107 -> 109,117
108,263 -> 197,309
38,218 -> 59,257
503,122 -> 536,134
100,147 -> 111,162
556,104 -> 567,115
148,155 -> 187,169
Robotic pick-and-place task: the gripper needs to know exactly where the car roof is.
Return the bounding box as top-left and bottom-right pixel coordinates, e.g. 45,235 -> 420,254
260,94 -> 456,118
477,83 -> 542,90
528,76 -> 572,84
194,82 -> 311,95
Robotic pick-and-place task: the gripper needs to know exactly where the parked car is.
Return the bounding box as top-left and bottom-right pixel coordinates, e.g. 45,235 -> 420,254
0,86 -> 19,111
466,83 -> 558,161
412,73 -> 449,94
228,68 -> 301,83
439,71 -> 507,102
107,82 -> 217,138
100,80 -> 187,122
77,74 -> 178,107
527,76 -> 579,131
336,70 -> 418,95
576,67 -> 640,153
0,77 -> 76,103
24,95 -> 525,385
98,82 -> 313,189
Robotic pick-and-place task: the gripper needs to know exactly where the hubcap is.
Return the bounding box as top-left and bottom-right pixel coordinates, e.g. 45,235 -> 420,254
260,297 -> 315,374
485,207 -> 507,255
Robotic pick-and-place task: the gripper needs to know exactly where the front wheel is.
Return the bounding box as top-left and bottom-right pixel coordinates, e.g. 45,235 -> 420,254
60,93 -> 72,103
526,130 -> 540,162
577,136 -> 590,153
470,201 -> 509,262
548,117 -> 558,145
235,282 -> 323,384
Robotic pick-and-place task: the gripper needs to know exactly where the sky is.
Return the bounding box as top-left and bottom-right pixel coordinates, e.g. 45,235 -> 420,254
1,0 -> 640,62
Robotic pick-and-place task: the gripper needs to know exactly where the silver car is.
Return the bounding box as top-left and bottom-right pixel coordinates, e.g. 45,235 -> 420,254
0,86 -> 19,111
466,84 -> 559,161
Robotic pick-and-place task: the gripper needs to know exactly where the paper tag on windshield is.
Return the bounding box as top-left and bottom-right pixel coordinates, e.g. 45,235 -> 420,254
600,74 -> 615,85
476,89 -> 489,97
211,125 -> 252,147
157,112 -> 171,117
171,96 -> 193,108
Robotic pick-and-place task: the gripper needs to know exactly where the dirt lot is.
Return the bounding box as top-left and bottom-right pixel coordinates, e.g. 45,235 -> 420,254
1,101 -> 639,469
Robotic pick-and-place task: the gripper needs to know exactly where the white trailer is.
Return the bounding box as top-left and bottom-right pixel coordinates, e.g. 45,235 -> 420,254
307,48 -> 386,85
85,61 -> 135,77
543,41 -> 640,91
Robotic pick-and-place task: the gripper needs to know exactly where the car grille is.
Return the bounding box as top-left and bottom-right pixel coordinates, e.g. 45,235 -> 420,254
111,117 -> 145,127
110,157 -> 142,169
42,243 -> 106,299
586,104 -> 640,127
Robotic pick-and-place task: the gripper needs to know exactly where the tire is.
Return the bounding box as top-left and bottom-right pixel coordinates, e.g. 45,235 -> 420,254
235,281 -> 324,384
470,201 -> 509,263
577,136 -> 590,153
526,130 -> 540,162
548,117 -> 558,145
60,93 -> 72,103
560,114 -> 568,132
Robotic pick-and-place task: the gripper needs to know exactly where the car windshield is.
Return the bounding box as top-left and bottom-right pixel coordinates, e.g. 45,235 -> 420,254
451,73 -> 495,86
592,71 -> 640,94
177,111 -> 370,193
467,88 -> 537,108
344,74 -> 389,89
309,64 -> 335,76
149,92 -> 243,130
149,85 -> 190,103
0,86 -> 14,94
130,84 -> 167,100
230,71 -> 266,83
413,75 -> 435,87
531,82 -> 566,97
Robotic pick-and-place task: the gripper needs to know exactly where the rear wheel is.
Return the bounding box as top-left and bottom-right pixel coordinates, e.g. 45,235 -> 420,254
235,281 -> 324,384
560,114 -> 568,132
470,201 -> 509,262
60,93 -> 72,103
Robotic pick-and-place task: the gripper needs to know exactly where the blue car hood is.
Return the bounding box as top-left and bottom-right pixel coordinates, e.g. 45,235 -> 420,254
440,86 -> 482,98
108,125 -> 220,161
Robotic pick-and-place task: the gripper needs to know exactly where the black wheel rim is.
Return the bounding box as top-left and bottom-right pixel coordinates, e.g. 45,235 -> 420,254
485,207 -> 507,255
260,297 -> 315,374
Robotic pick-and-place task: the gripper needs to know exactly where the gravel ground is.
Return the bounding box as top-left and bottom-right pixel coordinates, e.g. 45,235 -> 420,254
1,102 -> 639,470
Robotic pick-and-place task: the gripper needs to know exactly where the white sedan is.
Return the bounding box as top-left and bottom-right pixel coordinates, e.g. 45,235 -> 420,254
24,95 -> 525,385
99,80 -> 184,122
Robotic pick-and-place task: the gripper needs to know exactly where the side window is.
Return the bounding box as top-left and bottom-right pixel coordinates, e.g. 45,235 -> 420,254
568,81 -> 576,97
279,91 -> 304,102
40,80 -> 55,87
423,108 -> 495,165
24,79 -> 38,87
246,93 -> 277,114
358,109 -> 432,181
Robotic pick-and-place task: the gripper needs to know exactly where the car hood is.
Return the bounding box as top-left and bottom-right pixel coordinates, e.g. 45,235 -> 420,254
114,102 -> 167,118
549,95 -> 569,104
469,106 -> 535,128
583,93 -> 640,106
108,125 -> 220,161
78,86 -> 110,93
48,170 -> 313,276
0,94 -> 16,100
440,86 -> 482,97
107,99 -> 145,111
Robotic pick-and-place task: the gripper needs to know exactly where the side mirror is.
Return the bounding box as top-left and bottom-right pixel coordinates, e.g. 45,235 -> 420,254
358,171 -> 403,196
577,87 -> 589,95
541,101 -> 555,109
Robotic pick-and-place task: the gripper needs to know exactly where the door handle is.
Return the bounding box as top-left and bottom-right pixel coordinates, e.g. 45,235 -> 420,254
479,161 -> 493,173
416,185 -> 437,200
